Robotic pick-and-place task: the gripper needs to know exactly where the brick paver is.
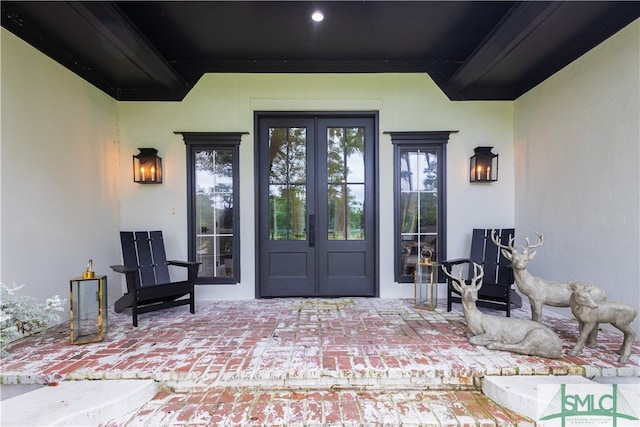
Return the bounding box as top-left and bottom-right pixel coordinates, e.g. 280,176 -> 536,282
2,298 -> 638,425
102,387 -> 535,426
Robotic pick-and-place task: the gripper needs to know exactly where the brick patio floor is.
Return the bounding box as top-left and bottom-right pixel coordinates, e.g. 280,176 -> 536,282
2,298 -> 639,425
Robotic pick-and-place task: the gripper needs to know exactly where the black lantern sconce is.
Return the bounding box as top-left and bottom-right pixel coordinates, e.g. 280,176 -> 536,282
133,148 -> 162,184
470,146 -> 498,183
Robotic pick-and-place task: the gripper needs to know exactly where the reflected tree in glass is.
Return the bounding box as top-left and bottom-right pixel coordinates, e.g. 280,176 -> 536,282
195,149 -> 234,277
269,127 -> 307,240
327,127 -> 365,240
399,149 -> 438,275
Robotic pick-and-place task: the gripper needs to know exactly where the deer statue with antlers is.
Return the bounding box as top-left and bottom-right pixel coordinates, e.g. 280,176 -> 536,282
442,263 -> 563,359
491,229 -> 606,324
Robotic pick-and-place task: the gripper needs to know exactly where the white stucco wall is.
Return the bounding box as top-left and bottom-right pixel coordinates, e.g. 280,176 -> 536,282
118,73 -> 514,300
0,29 -> 120,314
514,20 -> 640,331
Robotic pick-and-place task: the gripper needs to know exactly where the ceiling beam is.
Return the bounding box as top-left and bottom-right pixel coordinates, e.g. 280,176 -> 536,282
1,2 -> 119,98
172,59 -> 461,74
449,1 -> 562,93
511,1 -> 640,98
67,2 -> 188,97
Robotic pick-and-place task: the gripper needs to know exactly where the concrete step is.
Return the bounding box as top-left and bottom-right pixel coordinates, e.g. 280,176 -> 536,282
0,380 -> 159,426
483,375 -> 640,421
483,375 -> 591,420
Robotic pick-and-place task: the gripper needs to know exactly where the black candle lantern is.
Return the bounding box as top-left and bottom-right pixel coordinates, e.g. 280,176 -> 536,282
470,146 -> 498,182
133,148 -> 162,183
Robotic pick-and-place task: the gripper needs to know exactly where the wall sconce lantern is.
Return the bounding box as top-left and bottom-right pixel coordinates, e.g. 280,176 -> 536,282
133,148 -> 162,183
470,146 -> 498,182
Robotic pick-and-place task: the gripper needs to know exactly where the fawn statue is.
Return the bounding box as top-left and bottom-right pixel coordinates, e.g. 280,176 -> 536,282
491,230 -> 606,323
442,263 -> 563,359
567,283 -> 637,364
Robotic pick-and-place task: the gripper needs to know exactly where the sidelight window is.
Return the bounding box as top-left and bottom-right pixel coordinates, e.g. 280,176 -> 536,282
180,132 -> 244,284
390,131 -> 451,283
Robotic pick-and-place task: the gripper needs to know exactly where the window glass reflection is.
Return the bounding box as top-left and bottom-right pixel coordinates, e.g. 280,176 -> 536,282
327,127 -> 365,240
268,127 -> 307,240
195,149 -> 234,278
399,148 -> 438,276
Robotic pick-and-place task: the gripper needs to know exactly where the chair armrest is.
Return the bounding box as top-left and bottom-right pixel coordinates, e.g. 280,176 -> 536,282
166,260 -> 202,268
167,260 -> 202,282
110,264 -> 138,274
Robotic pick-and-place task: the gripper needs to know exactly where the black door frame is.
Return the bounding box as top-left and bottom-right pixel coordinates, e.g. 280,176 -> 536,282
254,111 -> 379,298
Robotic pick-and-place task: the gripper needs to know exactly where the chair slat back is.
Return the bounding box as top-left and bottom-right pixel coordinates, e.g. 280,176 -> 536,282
149,231 -> 170,284
119,231 -> 172,288
120,232 -> 139,292
495,228 -> 515,286
120,232 -> 138,269
469,228 -> 486,268
134,232 -> 156,287
468,228 -> 514,286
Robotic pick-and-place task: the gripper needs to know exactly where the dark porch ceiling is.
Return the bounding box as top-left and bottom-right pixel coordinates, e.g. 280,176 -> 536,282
2,1 -> 638,101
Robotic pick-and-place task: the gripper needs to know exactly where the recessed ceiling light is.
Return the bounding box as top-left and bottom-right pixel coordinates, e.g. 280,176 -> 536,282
311,11 -> 324,22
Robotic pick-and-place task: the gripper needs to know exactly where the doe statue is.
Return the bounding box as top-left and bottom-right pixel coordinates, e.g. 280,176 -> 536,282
491,230 -> 606,323
442,263 -> 563,359
567,283 -> 637,364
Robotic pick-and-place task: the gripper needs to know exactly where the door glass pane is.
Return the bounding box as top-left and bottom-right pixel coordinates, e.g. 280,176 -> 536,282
269,127 -> 307,240
269,184 -> 287,240
289,185 -> 307,240
348,184 -> 365,239
327,127 -> 346,179
327,127 -> 365,240
399,148 -> 437,276
327,184 -> 345,240
195,149 -> 234,278
346,127 -> 365,182
289,130 -> 307,184
269,128 -> 288,182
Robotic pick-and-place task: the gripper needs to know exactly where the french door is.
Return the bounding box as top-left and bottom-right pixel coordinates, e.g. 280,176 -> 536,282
256,114 -> 377,297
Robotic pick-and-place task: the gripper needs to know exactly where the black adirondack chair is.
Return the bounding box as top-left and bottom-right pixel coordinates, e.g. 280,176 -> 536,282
111,231 -> 201,326
441,228 -> 522,316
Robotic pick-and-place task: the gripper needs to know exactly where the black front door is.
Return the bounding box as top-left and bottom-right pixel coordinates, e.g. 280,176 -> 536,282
257,114 -> 377,297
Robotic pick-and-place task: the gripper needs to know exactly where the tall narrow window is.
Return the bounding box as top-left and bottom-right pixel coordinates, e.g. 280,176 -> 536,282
179,132 -> 245,284
390,131 -> 452,283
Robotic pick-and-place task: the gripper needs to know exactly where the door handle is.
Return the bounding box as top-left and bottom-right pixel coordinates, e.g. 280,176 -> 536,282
309,214 -> 315,247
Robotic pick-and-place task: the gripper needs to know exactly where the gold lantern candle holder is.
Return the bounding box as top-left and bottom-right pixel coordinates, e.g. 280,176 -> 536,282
70,267 -> 108,344
414,248 -> 439,310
